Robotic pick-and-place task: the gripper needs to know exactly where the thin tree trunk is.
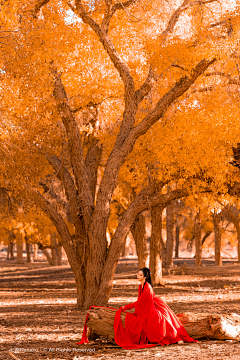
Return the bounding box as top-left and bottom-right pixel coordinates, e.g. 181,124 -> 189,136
213,212 -> 222,266
33,243 -> 38,261
17,241 -> 24,264
26,240 -> 33,263
202,231 -> 212,245
131,213 -> 147,268
223,206 -> 240,263
51,234 -> 58,266
57,244 -> 62,265
175,225 -> 180,258
7,242 -> 14,260
150,205 -> 164,286
194,215 -> 202,267
166,201 -> 174,267
12,242 -> 15,259
41,248 -> 53,265
237,227 -> 240,263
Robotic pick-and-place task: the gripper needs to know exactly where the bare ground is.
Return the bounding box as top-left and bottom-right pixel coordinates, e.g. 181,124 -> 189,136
1,259 -> 240,360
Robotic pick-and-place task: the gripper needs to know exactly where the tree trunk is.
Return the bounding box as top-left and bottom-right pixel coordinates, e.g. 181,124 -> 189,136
175,225 -> 180,258
194,215 -> 202,267
57,244 -> 62,265
213,212 -> 222,266
131,213 -> 147,268
7,244 -> 10,260
86,307 -> 240,343
223,206 -> 240,263
17,241 -> 24,264
120,236 -> 127,258
237,226 -> 240,263
26,241 -> 33,263
33,243 -> 38,261
150,205 -> 164,286
166,201 -> 174,267
201,231 -> 212,245
51,234 -> 58,266
7,242 -> 14,260
41,248 -> 53,265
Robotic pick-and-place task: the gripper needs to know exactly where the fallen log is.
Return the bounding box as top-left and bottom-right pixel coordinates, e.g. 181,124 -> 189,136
86,307 -> 240,343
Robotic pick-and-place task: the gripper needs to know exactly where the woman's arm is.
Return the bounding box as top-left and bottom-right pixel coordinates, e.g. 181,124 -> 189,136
122,301 -> 138,311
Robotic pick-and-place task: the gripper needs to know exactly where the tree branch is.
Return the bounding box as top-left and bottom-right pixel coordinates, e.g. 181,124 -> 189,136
160,0 -> 219,44
134,67 -> 157,105
101,0 -> 136,34
37,242 -> 62,250
74,0 -> 136,143
52,66 -> 94,225
34,0 -> 50,17
75,0 -> 135,101
28,189 -> 73,246
46,154 -> 83,228
206,71 -> 240,86
160,0 -> 191,44
85,140 -> 102,199
127,58 -> 216,143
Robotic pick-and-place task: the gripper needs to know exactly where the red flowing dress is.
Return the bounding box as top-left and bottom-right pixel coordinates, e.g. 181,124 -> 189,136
77,281 -> 197,349
114,281 -> 197,349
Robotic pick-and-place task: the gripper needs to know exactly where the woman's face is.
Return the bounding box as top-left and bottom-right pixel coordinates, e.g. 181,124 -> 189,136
137,270 -> 146,282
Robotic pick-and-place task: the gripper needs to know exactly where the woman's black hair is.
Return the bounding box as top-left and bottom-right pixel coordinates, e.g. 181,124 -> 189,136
139,267 -> 152,287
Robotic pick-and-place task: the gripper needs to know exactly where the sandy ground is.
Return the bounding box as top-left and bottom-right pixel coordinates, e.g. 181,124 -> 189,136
1,259 -> 240,360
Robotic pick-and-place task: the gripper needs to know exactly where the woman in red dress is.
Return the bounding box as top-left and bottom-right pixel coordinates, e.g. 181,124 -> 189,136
78,267 -> 197,349
114,267 -> 197,349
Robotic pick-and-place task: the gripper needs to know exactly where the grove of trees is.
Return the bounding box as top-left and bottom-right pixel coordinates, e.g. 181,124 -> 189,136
1,0 -> 240,309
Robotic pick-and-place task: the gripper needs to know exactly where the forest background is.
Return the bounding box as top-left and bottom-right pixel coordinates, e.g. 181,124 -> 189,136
1,0 -> 240,310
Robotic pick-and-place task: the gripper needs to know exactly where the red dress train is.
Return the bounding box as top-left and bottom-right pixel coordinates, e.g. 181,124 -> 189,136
77,282 -> 197,349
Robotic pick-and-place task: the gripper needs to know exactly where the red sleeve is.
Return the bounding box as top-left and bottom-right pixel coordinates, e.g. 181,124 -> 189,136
135,282 -> 153,318
123,283 -> 153,315
123,301 -> 138,310
122,285 -> 141,310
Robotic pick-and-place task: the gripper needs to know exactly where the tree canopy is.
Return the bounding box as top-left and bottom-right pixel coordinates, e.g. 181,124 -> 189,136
1,0 -> 240,308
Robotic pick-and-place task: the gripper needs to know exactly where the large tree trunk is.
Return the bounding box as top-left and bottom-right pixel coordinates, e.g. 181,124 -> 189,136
175,225 -> 180,258
194,215 -> 202,267
17,241 -> 24,264
166,201 -> 174,267
85,307 -> 240,343
150,205 -> 164,286
131,213 -> 147,268
213,212 -> 222,266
